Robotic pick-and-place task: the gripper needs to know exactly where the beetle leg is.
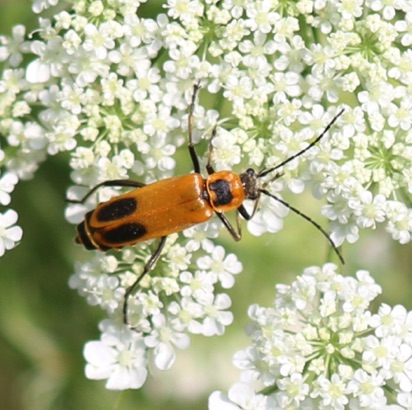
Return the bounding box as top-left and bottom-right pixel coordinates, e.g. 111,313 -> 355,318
123,236 -> 167,327
68,180 -> 146,204
259,188 -> 345,265
222,198 -> 262,242
237,204 -> 251,220
216,212 -> 242,241
188,83 -> 202,174
206,125 -> 218,175
237,195 -> 261,221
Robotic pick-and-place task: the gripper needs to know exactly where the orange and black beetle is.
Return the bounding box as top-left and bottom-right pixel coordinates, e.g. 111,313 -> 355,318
74,85 -> 344,325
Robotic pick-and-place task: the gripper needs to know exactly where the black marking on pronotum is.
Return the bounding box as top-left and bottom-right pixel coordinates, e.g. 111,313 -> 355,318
103,223 -> 147,244
210,179 -> 233,207
97,198 -> 137,222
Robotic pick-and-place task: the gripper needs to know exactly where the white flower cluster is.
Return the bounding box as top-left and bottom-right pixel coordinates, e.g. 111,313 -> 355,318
70,236 -> 241,389
0,170 -> 22,256
1,0 -> 412,391
210,263 -> 412,410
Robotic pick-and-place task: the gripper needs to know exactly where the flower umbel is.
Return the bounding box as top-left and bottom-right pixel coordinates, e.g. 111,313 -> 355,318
1,0 -> 412,393
210,264 -> 412,409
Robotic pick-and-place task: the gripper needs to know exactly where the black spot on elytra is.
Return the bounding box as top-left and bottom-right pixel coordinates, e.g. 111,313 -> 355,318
103,223 -> 147,244
97,198 -> 137,222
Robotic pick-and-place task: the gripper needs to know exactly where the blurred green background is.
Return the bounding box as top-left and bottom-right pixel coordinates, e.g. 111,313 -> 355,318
1,2 -> 411,409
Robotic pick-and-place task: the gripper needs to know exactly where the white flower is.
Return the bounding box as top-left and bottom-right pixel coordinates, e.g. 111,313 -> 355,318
362,335 -> 399,370
25,59 -> 51,83
311,373 -> 350,409
198,293 -> 233,336
168,298 -> 203,334
348,191 -> 386,228
367,0 -> 398,20
180,270 -> 216,299
271,71 -> 302,103
46,122 -> 78,155
347,369 -> 386,408
163,42 -> 200,79
223,74 -> 253,103
209,383 -> 275,410
59,83 -> 84,115
196,245 -> 242,289
387,96 -> 412,131
397,391 -> 412,408
0,209 -> 23,256
213,265 -> 412,408
386,207 -> 412,244
0,25 -> 27,67
32,0 -> 58,13
144,313 -> 190,370
182,220 -> 221,252
388,344 -> 412,393
166,242 -> 191,273
276,373 -> 310,407
166,0 -> 204,26
85,275 -> 125,314
246,187 -> 289,237
244,1 -> 280,34
336,0 -> 364,20
396,11 -> 412,46
84,320 -> 148,390
83,23 -> 115,60
210,128 -> 242,169
0,173 -> 18,205
377,305 -> 412,341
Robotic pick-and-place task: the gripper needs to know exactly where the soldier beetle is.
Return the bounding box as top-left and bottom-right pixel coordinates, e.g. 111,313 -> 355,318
73,85 -> 344,325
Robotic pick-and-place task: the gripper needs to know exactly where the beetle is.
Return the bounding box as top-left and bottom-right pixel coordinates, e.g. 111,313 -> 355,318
73,84 -> 344,326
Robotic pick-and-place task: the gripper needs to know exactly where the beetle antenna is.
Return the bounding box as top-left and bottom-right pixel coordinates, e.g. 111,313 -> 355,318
259,188 -> 345,265
258,108 -> 344,178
